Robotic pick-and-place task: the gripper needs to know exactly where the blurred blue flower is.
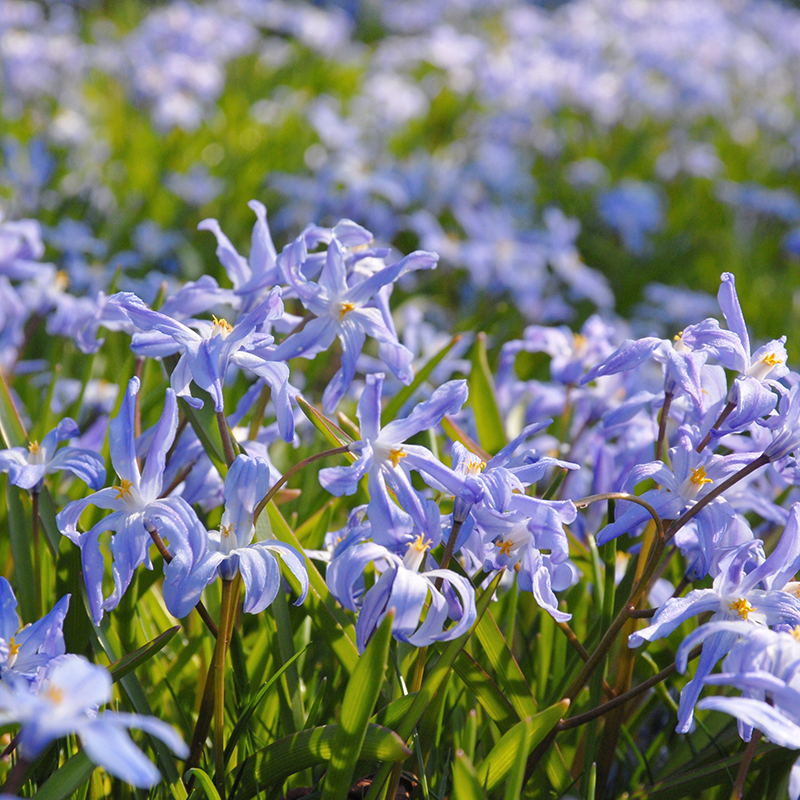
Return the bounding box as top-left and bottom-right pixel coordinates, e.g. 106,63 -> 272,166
597,180 -> 664,254
0,654 -> 187,787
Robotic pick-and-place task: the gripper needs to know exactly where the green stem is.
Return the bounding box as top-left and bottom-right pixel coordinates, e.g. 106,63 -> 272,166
656,391 -> 673,462
216,410 -> 238,468
31,490 -> 42,618
214,577 -> 239,798
696,400 -> 736,453
729,729 -> 761,800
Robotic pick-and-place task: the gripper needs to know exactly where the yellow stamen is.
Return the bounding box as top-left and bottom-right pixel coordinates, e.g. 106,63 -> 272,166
221,524 -> 233,538
115,478 -> 133,500
56,270 -> 69,291
46,685 -> 64,705
573,333 -> 587,350
212,315 -> 233,334
8,638 -> 20,657
761,352 -> 783,367
673,330 -> 684,342
497,539 -> 515,557
388,448 -> 407,468
690,466 -> 713,487
728,597 -> 755,620
28,440 -> 39,454
407,533 -> 432,553
466,459 -> 486,476
792,626 -> 800,642
338,301 -> 356,320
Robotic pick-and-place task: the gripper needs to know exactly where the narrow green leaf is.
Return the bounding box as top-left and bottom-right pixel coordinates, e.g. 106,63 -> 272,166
381,334 -> 463,425
363,573 -> 504,800
33,751 -> 94,800
474,609 -> 538,722
186,768 -> 222,800
372,693 -> 417,731
322,612 -> 394,800
178,397 -> 228,477
441,646 -> 518,733
91,613 -> 182,785
451,750 -> 489,800
37,488 -> 62,555
262,503 -> 359,674
468,332 -> 506,454
108,625 -> 180,682
231,724 -> 411,800
6,481 -> 36,624
225,647 -> 308,765
476,700 -> 569,793
296,395 -> 355,450
0,370 -> 28,447
632,744 -> 793,800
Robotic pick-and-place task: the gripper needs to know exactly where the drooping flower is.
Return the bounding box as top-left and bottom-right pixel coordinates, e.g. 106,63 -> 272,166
163,454 -> 308,617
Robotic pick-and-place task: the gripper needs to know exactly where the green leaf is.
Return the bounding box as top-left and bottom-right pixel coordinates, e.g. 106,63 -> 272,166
632,744 -> 794,800
363,573 -> 504,800
186,768 -> 222,800
296,395 -> 355,450
225,647 -> 308,765
372,693 -> 416,731
108,625 -> 180,683
6,481 -> 35,624
91,612 -> 182,786
262,503 -> 359,675
381,334 -> 463,425
0,370 -> 28,448
37,488 -> 62,555
468,332 -> 506,454
442,647 -> 518,733
474,609 -> 539,722
476,700 -> 569,793
321,612 -> 394,800
231,724 -> 411,800
451,750 -> 489,800
33,751 -> 94,800
178,397 -> 228,478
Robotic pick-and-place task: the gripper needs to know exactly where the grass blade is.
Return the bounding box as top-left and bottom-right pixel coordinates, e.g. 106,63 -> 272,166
321,612 -> 394,800
33,751 -> 94,800
476,700 -> 570,793
108,625 -> 180,683
231,724 -> 411,799
468,333 -> 506,454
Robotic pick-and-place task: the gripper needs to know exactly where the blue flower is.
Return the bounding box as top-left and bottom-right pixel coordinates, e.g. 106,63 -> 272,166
57,378 -> 208,624
0,418 -> 105,492
0,654 -> 187,788
271,235 -> 437,412
630,507 -> 800,732
327,506 -> 476,652
319,373 -> 482,539
163,455 -> 308,617
0,578 -> 68,683
109,289 -> 295,442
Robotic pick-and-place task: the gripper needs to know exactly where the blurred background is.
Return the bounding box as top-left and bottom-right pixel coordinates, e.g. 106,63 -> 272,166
3,0 -> 800,346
